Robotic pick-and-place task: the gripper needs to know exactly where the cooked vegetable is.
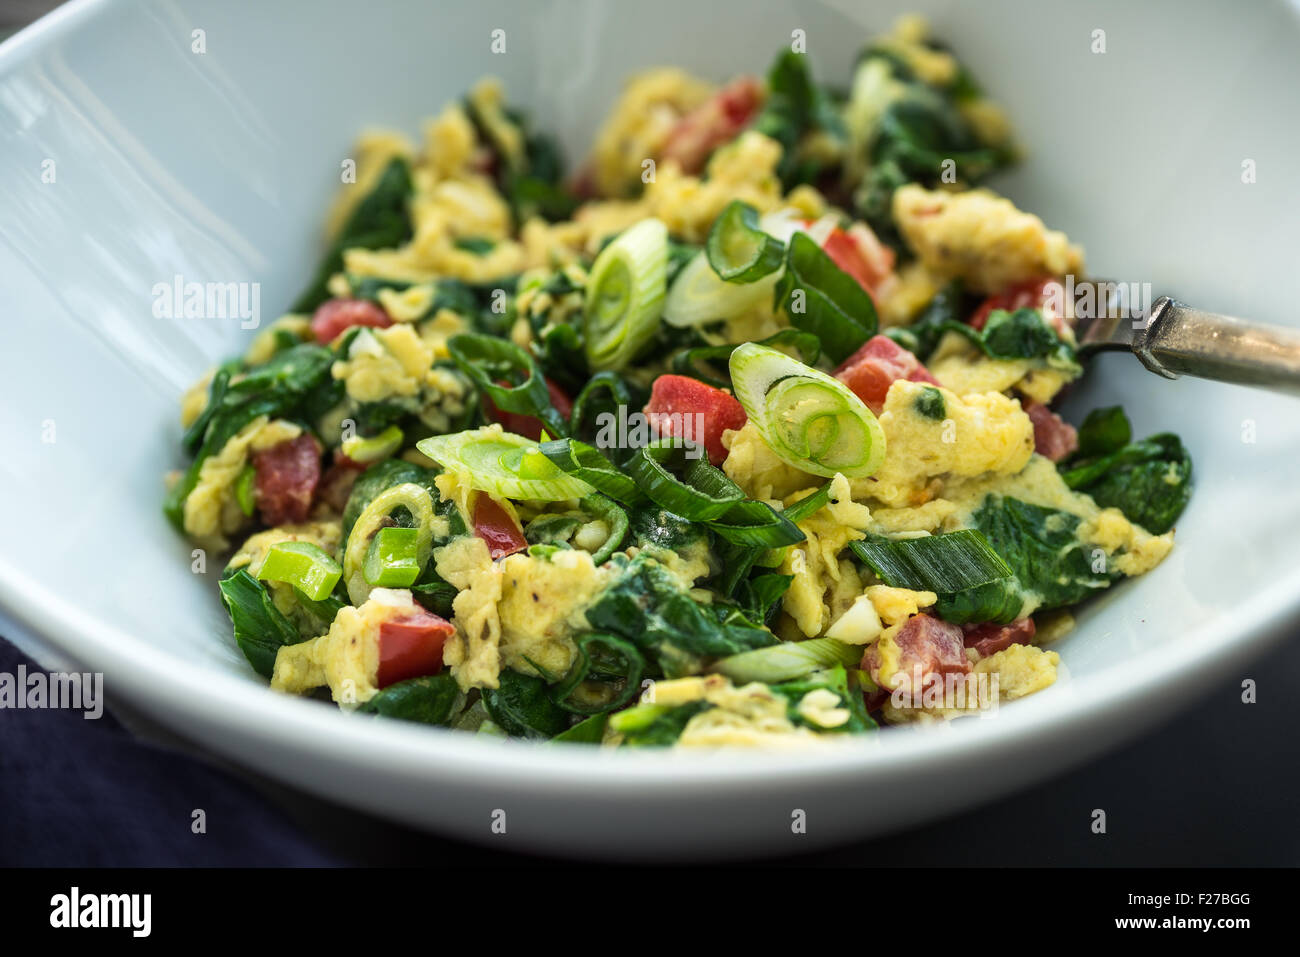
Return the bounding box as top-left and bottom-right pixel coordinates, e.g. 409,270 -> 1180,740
1061,431 -> 1192,535
448,333 -> 570,439
730,343 -> 886,478
712,637 -> 860,684
218,570 -> 305,678
342,483 -> 438,604
706,200 -> 785,283
419,427 -> 594,501
583,218 -> 668,370
256,541 -> 343,602
663,248 -> 778,328
362,526 -> 423,588
850,530 -> 1012,595
774,232 -> 878,363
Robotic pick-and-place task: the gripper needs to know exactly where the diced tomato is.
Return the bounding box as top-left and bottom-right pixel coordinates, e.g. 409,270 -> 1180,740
309,298 -> 392,344
660,76 -> 764,174
822,224 -> 895,297
377,610 -> 455,687
834,335 -> 940,414
969,276 -> 1064,332
962,618 -> 1036,658
644,374 -> 748,467
483,377 -> 573,441
251,434 -> 322,526
472,495 -> 527,560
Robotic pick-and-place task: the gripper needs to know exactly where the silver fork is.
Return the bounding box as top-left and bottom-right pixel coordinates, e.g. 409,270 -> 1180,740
1073,282 -> 1300,396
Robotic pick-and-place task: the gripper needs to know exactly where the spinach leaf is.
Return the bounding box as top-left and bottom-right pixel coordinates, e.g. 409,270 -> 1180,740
1060,432 -> 1192,535
914,385 -> 946,420
1071,405 -> 1132,460
628,505 -> 706,553
482,669 -> 571,739
734,573 -> 793,626
936,495 -> 1120,623
752,50 -> 846,188
883,280 -> 967,359
940,307 -> 1079,370
775,231 -> 878,363
217,570 -> 305,678
551,713 -> 608,744
292,156 -> 414,313
165,344 -> 335,527
584,554 -> 778,676
357,673 -> 460,725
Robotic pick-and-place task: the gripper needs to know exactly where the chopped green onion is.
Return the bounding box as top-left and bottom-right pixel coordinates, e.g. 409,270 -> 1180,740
568,371 -> 632,436
418,426 -> 594,502
234,464 -> 257,517
579,494 -> 629,564
706,200 -> 785,283
549,632 -> 646,715
539,437 -> 645,504
550,713 -> 608,744
849,530 -> 1013,593
583,218 -> 668,371
712,637 -> 862,684
627,439 -> 744,521
708,499 -> 805,547
607,702 -> 672,735
448,333 -> 570,438
913,386 -> 946,421
362,526 -> 422,588
256,542 -> 342,602
783,481 -> 832,523
341,424 -> 404,464
342,482 -> 437,604
663,248 -> 780,328
729,343 -> 886,478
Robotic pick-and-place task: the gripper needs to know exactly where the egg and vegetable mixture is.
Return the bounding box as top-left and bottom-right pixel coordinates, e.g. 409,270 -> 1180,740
165,17 -> 1192,747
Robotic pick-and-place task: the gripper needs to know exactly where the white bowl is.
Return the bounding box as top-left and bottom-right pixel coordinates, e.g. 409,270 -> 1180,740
1,0 -> 1298,860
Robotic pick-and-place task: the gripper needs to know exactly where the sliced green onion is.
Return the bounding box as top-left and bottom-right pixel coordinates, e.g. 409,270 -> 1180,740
608,702 -> 672,735
783,481 -> 832,523
234,464 -> 257,517
729,343 -> 886,478
418,426 -> 594,502
663,248 -> 780,328
849,530 -> 1013,593
256,542 -> 342,602
343,482 -> 436,604
341,424 -> 404,464
579,494 -> 629,564
627,439 -> 744,521
709,499 -> 805,547
448,333 -> 569,438
706,200 -> 785,283
539,437 -> 645,504
712,637 -> 862,684
583,218 -> 668,371
550,632 -> 646,716
568,371 -> 632,435
363,526 -> 422,588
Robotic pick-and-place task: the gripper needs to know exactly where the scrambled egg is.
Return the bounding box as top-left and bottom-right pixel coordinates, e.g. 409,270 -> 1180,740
645,674 -> 828,749
893,185 -> 1083,294
433,535 -> 614,691
779,475 -> 873,637
182,417 -> 302,548
331,325 -> 471,431
589,67 -> 714,197
227,520 -> 344,637
927,331 -> 1076,406
271,586 -> 420,707
851,380 -> 1034,508
879,642 -> 1061,724
722,422 -> 813,503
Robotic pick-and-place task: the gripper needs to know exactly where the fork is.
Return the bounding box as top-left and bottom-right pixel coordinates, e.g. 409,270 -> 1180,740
1073,282 -> 1300,396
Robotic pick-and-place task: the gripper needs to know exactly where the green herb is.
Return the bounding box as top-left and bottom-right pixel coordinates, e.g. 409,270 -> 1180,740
914,386 -> 946,420
775,232 -> 878,364
706,200 -> 785,282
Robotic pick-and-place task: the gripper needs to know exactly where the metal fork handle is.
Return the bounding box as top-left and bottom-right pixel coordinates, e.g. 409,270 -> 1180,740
1133,297 -> 1300,396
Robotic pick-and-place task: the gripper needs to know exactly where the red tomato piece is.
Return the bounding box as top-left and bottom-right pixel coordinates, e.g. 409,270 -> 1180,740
822,224 -> 895,297
251,434 -> 321,526
472,495 -> 527,560
968,276 -> 1063,332
644,374 -> 748,467
309,298 -> 392,344
484,377 -> 572,442
377,610 -> 455,687
833,335 -> 940,414
660,76 -> 764,174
